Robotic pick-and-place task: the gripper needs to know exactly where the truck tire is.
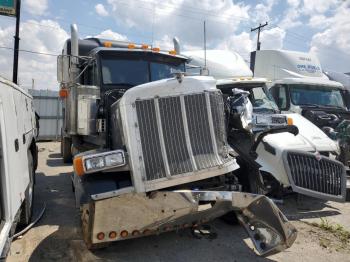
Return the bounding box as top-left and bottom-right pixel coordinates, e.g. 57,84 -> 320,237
19,152 -> 35,226
62,136 -> 73,163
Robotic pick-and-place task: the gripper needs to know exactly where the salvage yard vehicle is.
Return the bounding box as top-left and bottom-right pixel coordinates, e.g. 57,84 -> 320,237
252,49 -> 350,194
0,77 -> 38,258
57,25 -> 297,255
184,49 -> 347,202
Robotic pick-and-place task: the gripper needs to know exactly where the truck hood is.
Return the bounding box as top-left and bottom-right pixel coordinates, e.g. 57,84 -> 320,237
263,113 -> 339,153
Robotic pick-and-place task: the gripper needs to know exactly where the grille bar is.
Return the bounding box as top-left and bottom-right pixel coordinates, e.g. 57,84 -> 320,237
284,151 -> 346,202
135,91 -> 227,182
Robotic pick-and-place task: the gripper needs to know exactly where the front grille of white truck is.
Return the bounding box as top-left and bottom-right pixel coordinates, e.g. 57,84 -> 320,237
284,151 -> 346,201
135,91 -> 228,181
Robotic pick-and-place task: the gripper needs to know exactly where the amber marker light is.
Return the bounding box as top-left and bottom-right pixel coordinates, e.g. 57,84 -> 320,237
104,41 -> 112,48
169,50 -> 176,55
97,232 -> 105,240
120,230 -> 129,238
132,230 -> 140,236
73,156 -> 85,176
287,117 -> 293,125
141,44 -> 149,49
109,231 -> 117,239
128,43 -> 136,49
152,47 -> 160,52
59,89 -> 68,98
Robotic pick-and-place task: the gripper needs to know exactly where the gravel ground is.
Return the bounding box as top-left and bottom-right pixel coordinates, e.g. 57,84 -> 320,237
7,142 -> 350,262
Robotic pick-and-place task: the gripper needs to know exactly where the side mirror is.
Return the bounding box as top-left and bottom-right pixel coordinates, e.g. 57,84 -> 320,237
57,55 -> 71,83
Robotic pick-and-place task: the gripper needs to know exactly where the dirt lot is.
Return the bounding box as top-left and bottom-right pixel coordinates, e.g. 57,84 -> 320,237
7,142 -> 350,262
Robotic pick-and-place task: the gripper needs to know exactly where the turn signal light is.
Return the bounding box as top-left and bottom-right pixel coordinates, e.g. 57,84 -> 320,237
97,232 -> 105,240
128,43 -> 136,49
142,229 -> 152,235
120,230 -> 129,238
73,156 -> 85,176
287,117 -> 293,125
59,89 -> 69,98
132,230 -> 140,236
152,47 -> 160,52
109,231 -> 117,239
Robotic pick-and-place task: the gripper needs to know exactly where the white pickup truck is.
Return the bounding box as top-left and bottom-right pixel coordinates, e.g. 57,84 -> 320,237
0,77 -> 38,258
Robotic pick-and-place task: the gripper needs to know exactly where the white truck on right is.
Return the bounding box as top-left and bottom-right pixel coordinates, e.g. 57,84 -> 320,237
251,49 -> 350,198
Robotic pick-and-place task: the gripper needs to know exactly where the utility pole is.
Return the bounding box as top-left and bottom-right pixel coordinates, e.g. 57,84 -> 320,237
251,22 -> 268,51
12,0 -> 21,84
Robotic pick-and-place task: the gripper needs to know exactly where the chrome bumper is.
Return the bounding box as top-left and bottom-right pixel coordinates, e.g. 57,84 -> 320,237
82,190 -> 297,256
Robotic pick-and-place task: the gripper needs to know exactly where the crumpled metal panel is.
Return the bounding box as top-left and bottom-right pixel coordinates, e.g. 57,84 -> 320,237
83,190 -> 297,256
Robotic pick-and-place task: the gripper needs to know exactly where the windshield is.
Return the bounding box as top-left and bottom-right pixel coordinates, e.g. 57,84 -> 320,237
289,84 -> 345,109
248,86 -> 279,113
101,57 -> 185,87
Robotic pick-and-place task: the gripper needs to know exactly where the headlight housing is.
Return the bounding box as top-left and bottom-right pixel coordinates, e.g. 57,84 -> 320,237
74,150 -> 126,176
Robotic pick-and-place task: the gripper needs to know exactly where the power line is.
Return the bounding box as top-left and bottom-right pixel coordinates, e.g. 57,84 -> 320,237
0,45 -> 58,57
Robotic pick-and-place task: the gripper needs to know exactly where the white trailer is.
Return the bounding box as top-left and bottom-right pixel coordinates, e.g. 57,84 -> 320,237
0,77 -> 38,258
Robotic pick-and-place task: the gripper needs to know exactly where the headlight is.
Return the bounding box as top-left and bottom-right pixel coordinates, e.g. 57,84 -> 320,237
74,150 -> 126,176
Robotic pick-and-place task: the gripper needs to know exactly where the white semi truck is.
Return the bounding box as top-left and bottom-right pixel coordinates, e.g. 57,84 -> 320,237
184,49 -> 347,202
252,49 -> 350,197
0,77 -> 38,258
57,25 -> 297,255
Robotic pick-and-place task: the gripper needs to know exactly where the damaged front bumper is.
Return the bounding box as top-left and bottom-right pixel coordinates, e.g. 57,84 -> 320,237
81,190 -> 297,256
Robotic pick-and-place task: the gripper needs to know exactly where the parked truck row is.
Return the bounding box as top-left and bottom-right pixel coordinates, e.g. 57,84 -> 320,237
54,23 -> 349,255
2,22 -> 349,258
57,25 -> 298,255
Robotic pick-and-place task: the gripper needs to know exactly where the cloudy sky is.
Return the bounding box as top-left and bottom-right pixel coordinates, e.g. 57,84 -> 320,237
0,0 -> 349,90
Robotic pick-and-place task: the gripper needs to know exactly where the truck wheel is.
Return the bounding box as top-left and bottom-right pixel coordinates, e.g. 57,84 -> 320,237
62,136 -> 73,163
19,152 -> 35,226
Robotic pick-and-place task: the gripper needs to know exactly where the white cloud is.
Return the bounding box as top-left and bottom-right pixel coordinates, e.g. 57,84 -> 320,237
279,8 -> 302,29
260,27 -> 286,50
310,2 -> 350,72
95,3 -> 109,17
308,14 -> 331,29
24,0 -> 48,16
302,0 -> 339,15
216,32 -> 253,61
94,30 -> 127,41
106,0 -> 250,47
287,0 -> 300,8
0,20 -> 68,89
253,0 -> 276,24
0,21 -> 132,90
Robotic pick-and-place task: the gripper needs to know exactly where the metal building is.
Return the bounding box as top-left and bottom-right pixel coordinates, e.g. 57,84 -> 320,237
28,89 -> 62,141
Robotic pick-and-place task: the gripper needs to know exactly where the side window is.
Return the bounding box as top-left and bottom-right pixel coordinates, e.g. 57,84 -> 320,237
271,85 -> 288,110
278,86 -> 287,109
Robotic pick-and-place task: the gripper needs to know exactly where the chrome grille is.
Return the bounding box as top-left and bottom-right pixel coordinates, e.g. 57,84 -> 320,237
185,93 -> 220,169
135,99 -> 166,180
209,91 -> 227,158
284,151 -> 346,201
159,97 -> 192,175
135,91 -> 227,182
